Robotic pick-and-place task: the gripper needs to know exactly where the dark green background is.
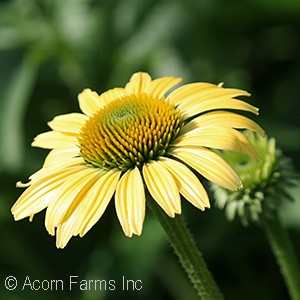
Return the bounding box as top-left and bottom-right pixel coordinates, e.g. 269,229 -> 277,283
1,0 -> 300,299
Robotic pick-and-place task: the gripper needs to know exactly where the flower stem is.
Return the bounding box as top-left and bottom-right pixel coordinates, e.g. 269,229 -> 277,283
262,212 -> 300,300
147,194 -> 223,300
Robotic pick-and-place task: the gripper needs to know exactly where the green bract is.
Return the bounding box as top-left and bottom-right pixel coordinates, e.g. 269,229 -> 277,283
212,131 -> 298,225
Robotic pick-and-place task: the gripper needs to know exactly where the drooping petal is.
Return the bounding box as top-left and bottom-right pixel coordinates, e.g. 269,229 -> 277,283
56,207 -> 81,248
143,160 -> 181,217
168,82 -> 249,105
158,157 -> 210,210
55,169 -> 121,248
12,186 -> 55,221
167,83 -> 257,119
44,167 -> 102,235
42,146 -> 80,168
32,131 -> 78,149
172,146 -> 242,191
56,171 -> 120,248
12,162 -> 86,220
115,167 -> 145,237
230,130 -> 259,160
125,72 -> 152,94
174,126 -> 258,159
167,82 -> 217,106
29,157 -> 84,182
77,169 -> 121,237
78,88 -> 102,116
182,111 -> 264,136
145,77 -> 182,99
180,98 -> 258,119
47,113 -> 88,134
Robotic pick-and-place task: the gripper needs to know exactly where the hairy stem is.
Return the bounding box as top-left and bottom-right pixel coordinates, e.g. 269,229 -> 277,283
262,212 -> 300,300
148,195 -> 223,300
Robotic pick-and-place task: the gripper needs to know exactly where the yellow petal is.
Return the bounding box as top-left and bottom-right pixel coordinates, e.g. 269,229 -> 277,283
55,170 -> 118,248
12,162 -> 85,220
42,146 -> 80,168
12,187 -> 53,221
98,88 -> 126,105
29,156 -> 84,182
175,126 -> 258,159
172,146 -> 242,191
231,130 -> 259,160
44,167 -> 101,235
115,167 -> 145,237
167,82 -> 217,106
77,169 -> 121,237
78,88 -> 102,116
143,160 -> 181,217
168,83 -> 249,105
56,168 -> 120,249
145,77 -> 182,99
48,113 -> 88,134
183,111 -> 264,136
125,72 -> 152,94
32,131 -> 78,149
79,87 -> 126,116
158,158 -> 210,210
167,82 -> 257,119
56,208 -> 81,248
180,98 -> 258,119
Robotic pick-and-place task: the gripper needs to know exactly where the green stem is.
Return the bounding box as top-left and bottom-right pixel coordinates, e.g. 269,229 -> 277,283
262,212 -> 300,300
147,194 -> 223,300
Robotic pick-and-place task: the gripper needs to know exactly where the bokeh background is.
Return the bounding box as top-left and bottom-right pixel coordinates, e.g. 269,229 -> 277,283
1,0 -> 300,299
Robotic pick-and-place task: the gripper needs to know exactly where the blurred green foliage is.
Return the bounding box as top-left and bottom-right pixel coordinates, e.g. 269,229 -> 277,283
1,0 -> 300,299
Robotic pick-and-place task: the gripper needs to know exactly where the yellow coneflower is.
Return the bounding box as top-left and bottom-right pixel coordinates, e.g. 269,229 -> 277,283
12,72 -> 264,248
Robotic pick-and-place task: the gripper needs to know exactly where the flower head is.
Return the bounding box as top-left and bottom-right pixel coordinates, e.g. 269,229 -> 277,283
212,131 -> 298,225
12,72 -> 263,248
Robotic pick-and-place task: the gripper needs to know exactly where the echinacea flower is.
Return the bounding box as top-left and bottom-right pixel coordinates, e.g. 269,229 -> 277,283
212,131 -> 298,225
12,72 -> 264,248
